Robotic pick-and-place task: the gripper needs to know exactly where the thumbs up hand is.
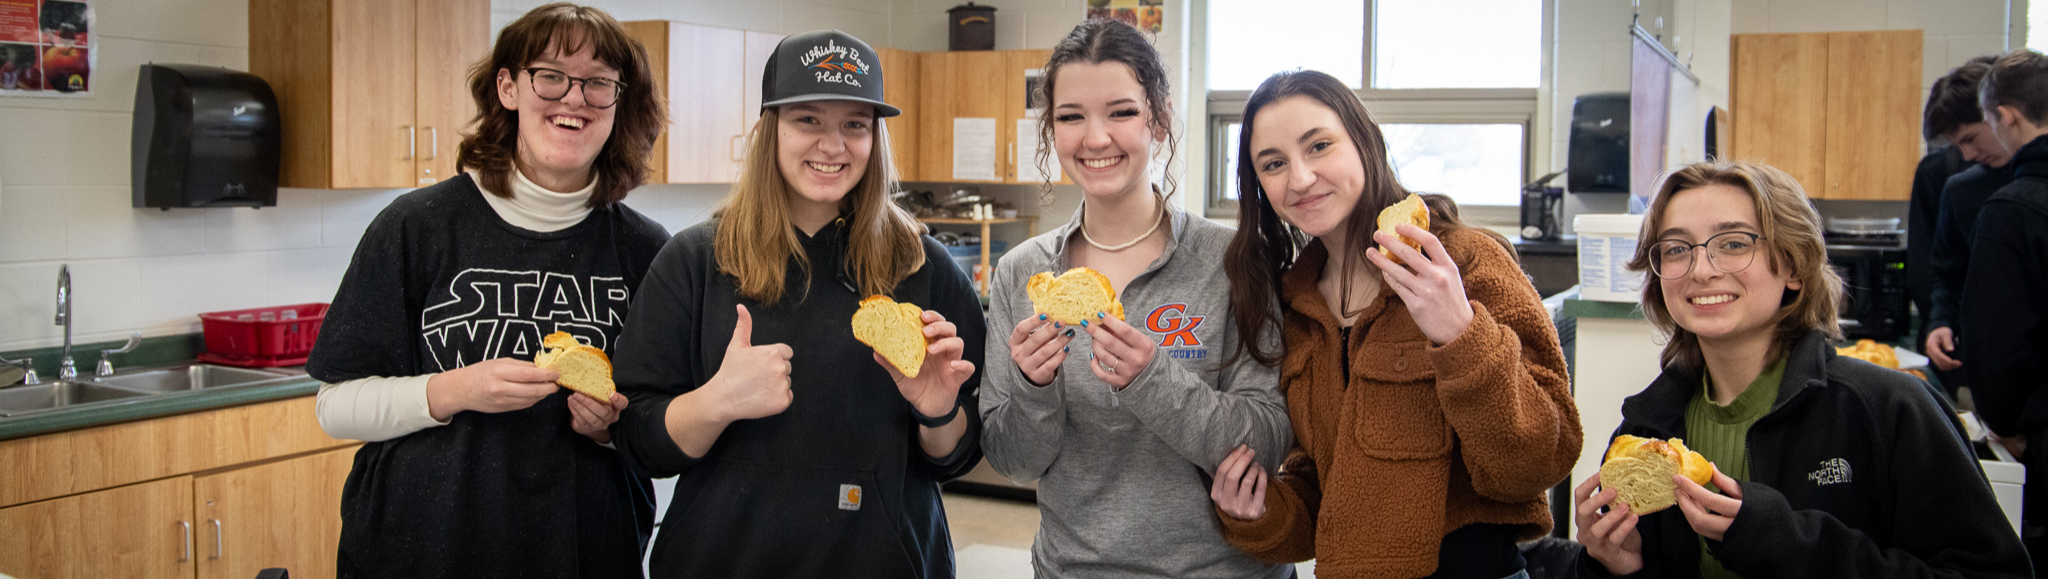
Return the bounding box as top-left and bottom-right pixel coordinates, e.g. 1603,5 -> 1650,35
706,304 -> 795,421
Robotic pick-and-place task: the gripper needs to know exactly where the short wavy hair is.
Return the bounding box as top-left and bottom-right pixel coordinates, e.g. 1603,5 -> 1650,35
455,3 -> 664,207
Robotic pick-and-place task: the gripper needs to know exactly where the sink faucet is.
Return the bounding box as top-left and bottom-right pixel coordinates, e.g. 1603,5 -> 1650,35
56,264 -> 74,381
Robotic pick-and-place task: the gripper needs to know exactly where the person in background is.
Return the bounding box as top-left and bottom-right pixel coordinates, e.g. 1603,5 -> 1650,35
606,29 -> 987,578
306,4 -> 668,577
1574,159 -> 2029,579
1210,69 -> 1580,579
978,18 -> 1294,579
1965,47 -> 2048,572
1919,55 -> 2012,398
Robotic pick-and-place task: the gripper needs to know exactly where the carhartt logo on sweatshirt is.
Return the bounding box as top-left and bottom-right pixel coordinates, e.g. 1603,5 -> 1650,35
840,484 -> 862,510
1808,458 -> 1853,486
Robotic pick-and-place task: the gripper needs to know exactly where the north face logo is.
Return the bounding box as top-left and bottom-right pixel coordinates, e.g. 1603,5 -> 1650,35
1808,458 -> 1853,486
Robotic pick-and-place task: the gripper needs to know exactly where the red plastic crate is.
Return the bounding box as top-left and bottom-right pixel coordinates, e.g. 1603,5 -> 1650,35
196,303 -> 328,368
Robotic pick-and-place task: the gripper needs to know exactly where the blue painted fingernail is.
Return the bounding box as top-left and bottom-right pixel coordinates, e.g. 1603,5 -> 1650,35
1097,311 -> 1106,318
1063,345 -> 1070,352
1054,321 -> 1063,329
1039,313 -> 1047,320
1081,320 -> 1090,327
1065,328 -> 1075,337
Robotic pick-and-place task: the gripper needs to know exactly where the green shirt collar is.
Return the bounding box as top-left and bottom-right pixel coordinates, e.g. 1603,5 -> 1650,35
1699,357 -> 1785,425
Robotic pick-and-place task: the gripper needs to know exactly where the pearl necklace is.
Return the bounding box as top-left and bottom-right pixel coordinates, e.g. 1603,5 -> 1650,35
1080,194 -> 1165,252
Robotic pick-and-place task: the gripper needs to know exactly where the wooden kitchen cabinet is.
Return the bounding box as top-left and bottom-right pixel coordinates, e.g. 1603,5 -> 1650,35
625,21 -> 784,184
1731,30 -> 1920,200
920,50 -> 1008,183
877,48 -> 922,181
0,476 -> 196,579
251,0 -> 490,189
195,447 -> 356,579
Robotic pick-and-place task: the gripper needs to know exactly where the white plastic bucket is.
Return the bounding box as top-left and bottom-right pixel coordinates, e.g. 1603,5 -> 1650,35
1575,213 -> 1646,302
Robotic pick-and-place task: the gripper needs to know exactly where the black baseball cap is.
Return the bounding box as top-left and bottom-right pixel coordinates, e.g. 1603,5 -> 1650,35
760,30 -> 902,118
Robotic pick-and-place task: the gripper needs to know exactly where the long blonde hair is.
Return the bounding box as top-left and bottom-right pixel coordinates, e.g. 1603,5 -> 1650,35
713,110 -> 925,304
1625,160 -> 1843,372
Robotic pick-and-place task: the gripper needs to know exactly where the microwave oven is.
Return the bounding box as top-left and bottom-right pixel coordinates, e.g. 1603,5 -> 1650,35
1826,244 -> 1909,340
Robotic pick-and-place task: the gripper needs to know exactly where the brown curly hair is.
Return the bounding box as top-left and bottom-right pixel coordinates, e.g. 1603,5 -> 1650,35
455,3 -> 665,207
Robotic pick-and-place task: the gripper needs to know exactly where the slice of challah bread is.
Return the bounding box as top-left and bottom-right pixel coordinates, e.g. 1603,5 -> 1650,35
1026,267 -> 1126,325
1599,434 -> 1715,514
852,295 -> 928,378
534,331 -> 615,400
1376,193 -> 1430,265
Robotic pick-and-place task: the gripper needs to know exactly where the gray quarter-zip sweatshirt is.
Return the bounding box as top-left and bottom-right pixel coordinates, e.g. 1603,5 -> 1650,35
980,206 -> 1293,579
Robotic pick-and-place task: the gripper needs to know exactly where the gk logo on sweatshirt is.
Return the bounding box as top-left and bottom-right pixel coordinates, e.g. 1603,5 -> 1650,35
419,269 -> 632,370
1145,303 -> 1209,359
1808,458 -> 1853,486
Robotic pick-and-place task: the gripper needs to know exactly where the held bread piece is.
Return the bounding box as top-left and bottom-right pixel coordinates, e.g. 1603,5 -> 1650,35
1376,193 -> 1430,265
1027,267 -> 1126,325
534,331 -> 616,400
1599,434 -> 1715,514
852,295 -> 929,378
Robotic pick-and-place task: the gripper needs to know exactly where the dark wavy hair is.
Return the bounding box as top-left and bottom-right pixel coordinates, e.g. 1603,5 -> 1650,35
1222,70 -> 1511,367
1982,49 -> 2048,128
1030,19 -> 1178,202
456,3 -> 665,207
1924,55 -> 1998,141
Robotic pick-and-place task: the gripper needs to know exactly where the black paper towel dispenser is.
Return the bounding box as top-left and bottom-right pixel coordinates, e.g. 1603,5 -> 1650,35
131,63 -> 281,209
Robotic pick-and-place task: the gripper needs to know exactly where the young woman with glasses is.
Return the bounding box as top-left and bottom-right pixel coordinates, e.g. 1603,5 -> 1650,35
1571,160 -> 2030,578
305,4 -> 669,577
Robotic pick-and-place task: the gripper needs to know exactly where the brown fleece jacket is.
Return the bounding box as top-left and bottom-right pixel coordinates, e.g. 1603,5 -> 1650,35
1218,230 -> 1582,579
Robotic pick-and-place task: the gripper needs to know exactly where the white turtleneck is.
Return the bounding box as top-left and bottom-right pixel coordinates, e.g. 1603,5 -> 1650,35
473,168 -> 595,232
314,169 -> 608,444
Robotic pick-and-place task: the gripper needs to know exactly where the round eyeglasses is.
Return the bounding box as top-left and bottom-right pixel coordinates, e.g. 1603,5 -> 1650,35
1647,231 -> 1766,280
524,67 -> 624,109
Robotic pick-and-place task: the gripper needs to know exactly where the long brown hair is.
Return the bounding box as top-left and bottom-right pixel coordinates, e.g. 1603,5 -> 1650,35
713,109 -> 925,304
456,3 -> 664,207
1624,160 -> 1842,372
1031,19 -> 1179,202
1223,70 -> 1513,367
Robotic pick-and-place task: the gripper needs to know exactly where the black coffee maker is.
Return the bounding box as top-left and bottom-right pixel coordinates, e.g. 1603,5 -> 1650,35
1520,171 -> 1566,241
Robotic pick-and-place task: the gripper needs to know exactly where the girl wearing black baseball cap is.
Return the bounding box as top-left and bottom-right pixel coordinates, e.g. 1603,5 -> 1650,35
607,29 -> 988,578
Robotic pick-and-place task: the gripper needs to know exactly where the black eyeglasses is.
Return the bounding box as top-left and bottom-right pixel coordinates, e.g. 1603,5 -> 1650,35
1648,231 -> 1766,279
523,67 -> 624,109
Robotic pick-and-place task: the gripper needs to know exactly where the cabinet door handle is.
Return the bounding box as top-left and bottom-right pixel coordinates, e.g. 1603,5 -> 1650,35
404,125 -> 416,160
730,135 -> 745,162
177,521 -> 191,563
209,518 -> 223,560
428,127 -> 439,161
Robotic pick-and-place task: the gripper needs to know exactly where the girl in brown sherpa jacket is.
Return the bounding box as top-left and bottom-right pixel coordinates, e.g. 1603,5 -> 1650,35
1210,69 -> 1583,579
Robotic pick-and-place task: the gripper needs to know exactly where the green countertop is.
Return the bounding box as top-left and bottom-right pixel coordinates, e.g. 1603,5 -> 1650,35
0,332 -> 323,441
1561,298 -> 1646,320
0,375 -> 321,441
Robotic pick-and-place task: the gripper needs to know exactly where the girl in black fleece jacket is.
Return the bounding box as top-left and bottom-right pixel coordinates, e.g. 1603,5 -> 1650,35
1571,160 -> 2030,579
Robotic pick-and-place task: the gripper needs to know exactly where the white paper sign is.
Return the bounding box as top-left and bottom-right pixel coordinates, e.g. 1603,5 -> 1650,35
1015,118 -> 1060,184
952,117 -> 998,181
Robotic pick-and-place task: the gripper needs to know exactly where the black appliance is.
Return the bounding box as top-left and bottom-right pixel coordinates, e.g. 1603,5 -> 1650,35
131,63 -> 281,210
948,3 -> 995,51
1824,231 -> 1910,340
1568,92 -> 1630,193
1521,170 -> 1566,241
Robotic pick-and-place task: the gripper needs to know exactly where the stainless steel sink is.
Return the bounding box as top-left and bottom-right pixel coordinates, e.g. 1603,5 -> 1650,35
0,381 -> 153,416
91,364 -> 294,393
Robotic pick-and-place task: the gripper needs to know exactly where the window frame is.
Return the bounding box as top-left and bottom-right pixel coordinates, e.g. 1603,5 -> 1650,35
1203,0 -> 1550,220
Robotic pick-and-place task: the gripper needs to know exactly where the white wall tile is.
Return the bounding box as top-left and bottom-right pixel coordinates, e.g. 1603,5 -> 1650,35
136,252 -> 268,328
1731,0 -> 1771,32
203,197 -> 324,253
1888,0 -> 2007,36
1768,0 -> 1891,32
65,259 -> 142,337
66,186 -> 210,259
0,262 -> 63,344
265,247 -> 353,306
318,188 -> 410,248
1019,8 -> 1083,50
0,186 -> 69,263
1559,0 -> 1636,42
96,0 -> 249,48
1922,34 -> 1953,89
785,2 -> 892,45
0,37 -> 246,115
0,109 -> 130,187
892,15 -> 950,51
1948,34 -> 2012,66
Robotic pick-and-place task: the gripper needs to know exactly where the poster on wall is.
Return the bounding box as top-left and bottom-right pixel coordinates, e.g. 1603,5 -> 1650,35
1085,0 -> 1163,34
0,0 -> 94,96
